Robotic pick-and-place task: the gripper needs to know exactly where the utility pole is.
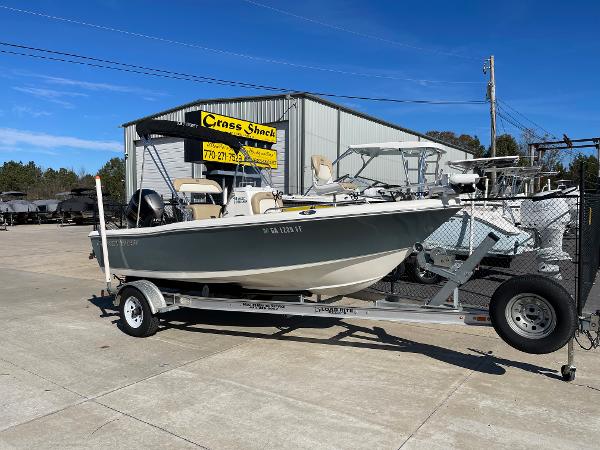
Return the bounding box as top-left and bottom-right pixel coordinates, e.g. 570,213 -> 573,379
484,55 -> 497,189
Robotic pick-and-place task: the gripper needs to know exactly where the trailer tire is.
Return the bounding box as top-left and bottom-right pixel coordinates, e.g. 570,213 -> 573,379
490,275 -> 577,354
118,287 -> 160,337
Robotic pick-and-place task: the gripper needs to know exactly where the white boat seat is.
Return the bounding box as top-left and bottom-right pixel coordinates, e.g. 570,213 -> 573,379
186,204 -> 222,220
174,178 -> 223,194
311,155 -> 357,195
251,192 -> 283,214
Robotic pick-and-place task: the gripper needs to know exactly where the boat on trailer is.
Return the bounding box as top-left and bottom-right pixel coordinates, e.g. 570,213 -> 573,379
89,120 -> 462,296
88,120 -> 598,380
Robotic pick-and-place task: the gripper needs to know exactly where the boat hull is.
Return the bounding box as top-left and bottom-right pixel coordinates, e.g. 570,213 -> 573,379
90,201 -> 459,295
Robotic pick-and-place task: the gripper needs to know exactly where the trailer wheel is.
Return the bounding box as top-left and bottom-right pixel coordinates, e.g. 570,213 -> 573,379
118,287 -> 160,337
490,275 -> 577,354
408,261 -> 441,284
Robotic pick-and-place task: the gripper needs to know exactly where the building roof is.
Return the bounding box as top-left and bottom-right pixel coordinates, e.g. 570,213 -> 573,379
122,92 -> 473,154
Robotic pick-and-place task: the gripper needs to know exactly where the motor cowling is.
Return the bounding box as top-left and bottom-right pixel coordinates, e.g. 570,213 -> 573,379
126,189 -> 164,227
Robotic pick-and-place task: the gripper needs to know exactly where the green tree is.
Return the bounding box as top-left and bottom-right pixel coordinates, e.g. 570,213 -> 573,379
567,154 -> 599,184
97,157 -> 125,202
0,161 -> 43,196
426,131 -> 486,158
31,167 -> 79,198
494,134 -> 522,158
78,174 -> 95,190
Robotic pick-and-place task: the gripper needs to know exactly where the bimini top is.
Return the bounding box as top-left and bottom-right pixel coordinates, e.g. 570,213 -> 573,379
136,119 -> 242,151
346,141 -> 447,157
486,166 -> 559,180
447,156 -> 520,172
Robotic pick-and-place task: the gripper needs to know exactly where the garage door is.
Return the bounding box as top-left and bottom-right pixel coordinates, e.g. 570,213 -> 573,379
135,137 -> 192,199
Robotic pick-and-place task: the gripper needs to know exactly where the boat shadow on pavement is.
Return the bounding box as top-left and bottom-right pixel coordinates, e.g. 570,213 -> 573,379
88,294 -> 562,381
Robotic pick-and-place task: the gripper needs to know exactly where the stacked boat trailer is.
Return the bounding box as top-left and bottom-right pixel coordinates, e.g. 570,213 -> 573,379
94,178 -> 599,382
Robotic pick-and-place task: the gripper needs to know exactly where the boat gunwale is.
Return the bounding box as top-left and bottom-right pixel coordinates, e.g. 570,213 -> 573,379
89,201 -> 461,238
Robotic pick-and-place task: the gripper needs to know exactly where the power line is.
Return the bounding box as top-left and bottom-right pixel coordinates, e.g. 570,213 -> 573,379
498,114 -> 507,135
242,0 -> 482,61
496,107 -> 546,142
0,41 -> 489,105
497,98 -> 557,139
0,4 -> 484,85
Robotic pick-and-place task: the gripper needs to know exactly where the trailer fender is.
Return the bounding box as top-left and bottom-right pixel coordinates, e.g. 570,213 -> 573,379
114,280 -> 166,314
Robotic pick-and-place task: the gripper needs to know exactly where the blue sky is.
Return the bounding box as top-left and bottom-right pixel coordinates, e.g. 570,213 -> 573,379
0,0 -> 598,174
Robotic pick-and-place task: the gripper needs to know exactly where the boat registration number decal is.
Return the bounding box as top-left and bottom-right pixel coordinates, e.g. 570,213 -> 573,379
108,239 -> 138,247
262,225 -> 303,235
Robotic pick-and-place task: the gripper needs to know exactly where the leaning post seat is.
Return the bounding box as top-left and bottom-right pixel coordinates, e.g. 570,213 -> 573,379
310,155 -> 357,195
174,178 -> 223,220
186,204 -> 222,220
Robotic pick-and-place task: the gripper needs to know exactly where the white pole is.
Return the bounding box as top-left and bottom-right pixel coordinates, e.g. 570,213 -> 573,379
484,177 -> 489,207
469,191 -> 475,255
95,176 -> 112,292
547,179 -> 551,191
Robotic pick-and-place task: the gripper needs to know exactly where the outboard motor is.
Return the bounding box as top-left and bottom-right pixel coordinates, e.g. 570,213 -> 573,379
126,189 -> 164,228
521,194 -> 571,279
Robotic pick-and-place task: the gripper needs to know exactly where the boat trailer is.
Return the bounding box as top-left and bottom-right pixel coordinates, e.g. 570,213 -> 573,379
93,177 -> 599,383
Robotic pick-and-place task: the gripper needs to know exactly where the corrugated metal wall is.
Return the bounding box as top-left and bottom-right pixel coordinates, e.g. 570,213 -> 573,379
125,96 -> 301,198
300,97 -> 473,192
302,100 -> 338,190
124,94 -> 472,198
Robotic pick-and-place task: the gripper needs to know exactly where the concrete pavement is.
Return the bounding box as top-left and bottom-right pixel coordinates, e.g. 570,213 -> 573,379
1,224 -> 599,449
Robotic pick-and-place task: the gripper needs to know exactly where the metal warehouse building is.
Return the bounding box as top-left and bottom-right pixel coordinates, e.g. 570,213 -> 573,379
122,92 -> 473,199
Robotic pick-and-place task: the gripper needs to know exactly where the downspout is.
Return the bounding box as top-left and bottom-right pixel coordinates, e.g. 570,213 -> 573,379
336,107 -> 341,178
300,96 -> 306,194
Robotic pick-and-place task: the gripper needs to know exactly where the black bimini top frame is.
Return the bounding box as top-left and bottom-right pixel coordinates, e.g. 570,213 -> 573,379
136,120 -> 243,151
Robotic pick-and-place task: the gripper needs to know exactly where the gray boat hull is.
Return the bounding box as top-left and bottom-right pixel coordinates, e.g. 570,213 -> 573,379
90,201 -> 459,295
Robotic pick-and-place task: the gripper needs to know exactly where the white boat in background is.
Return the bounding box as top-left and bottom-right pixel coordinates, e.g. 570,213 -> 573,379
423,157 -> 536,260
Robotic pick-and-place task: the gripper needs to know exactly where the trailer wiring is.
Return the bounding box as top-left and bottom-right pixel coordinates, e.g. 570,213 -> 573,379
575,328 -> 600,351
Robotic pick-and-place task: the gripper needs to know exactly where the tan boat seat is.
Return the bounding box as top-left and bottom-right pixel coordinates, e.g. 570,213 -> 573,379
311,155 -> 334,184
311,154 -> 357,195
251,192 -> 283,214
186,204 -> 222,220
174,178 -> 222,194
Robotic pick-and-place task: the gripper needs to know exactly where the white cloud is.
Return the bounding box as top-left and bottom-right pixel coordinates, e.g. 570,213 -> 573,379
12,106 -> 52,118
12,86 -> 88,108
36,75 -> 166,98
0,128 -> 121,153
0,145 -> 59,156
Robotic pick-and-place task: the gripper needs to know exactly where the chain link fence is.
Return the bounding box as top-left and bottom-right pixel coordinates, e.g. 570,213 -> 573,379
577,178 -> 600,314
374,191 -> 585,309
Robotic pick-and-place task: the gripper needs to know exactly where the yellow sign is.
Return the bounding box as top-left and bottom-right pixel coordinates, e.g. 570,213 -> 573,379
202,142 -> 278,169
200,111 -> 277,144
